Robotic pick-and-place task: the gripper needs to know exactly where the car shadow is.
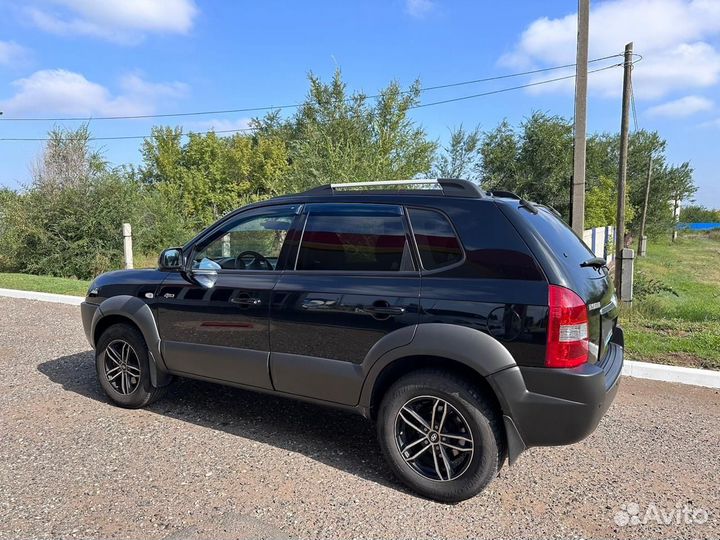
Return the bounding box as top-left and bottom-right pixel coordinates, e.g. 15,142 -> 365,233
38,351 -> 405,494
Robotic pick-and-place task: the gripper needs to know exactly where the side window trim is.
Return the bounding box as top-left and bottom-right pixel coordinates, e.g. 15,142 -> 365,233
290,202 -> 418,275
186,204 -> 303,273
405,205 -> 467,274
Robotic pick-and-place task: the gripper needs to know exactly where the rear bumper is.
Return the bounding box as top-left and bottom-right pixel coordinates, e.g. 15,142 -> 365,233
489,326 -> 624,459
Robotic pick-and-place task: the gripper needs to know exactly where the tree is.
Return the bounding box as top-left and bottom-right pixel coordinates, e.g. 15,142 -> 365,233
680,205 -> 720,223
433,125 -> 482,181
479,112 -> 573,217
478,116 -> 696,236
259,69 -> 437,192
140,128 -> 290,227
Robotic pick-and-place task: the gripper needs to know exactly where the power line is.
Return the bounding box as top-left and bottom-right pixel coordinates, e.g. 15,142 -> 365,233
410,63 -> 620,109
630,80 -> 639,132
0,61 -> 627,142
0,54 -> 625,122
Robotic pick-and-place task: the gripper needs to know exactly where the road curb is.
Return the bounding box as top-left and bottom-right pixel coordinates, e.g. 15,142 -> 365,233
622,359 -> 720,389
1,287 -> 718,389
0,287 -> 83,306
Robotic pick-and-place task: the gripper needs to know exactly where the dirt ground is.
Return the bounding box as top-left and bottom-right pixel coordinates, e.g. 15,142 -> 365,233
1,297 -> 718,539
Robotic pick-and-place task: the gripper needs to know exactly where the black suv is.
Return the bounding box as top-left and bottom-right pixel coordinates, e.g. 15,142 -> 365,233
80,179 -> 623,502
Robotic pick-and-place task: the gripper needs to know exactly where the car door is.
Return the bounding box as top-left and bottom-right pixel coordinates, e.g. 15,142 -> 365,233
156,204 -> 302,389
269,203 -> 421,405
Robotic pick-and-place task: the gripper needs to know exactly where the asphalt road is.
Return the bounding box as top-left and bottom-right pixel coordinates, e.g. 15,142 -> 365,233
1,296 -> 718,539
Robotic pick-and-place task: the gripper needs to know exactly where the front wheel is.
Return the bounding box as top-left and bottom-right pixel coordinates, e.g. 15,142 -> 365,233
95,323 -> 167,409
377,369 -> 505,502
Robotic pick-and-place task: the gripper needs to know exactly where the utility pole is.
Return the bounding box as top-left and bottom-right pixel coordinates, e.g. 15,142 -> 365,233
637,153 -> 652,256
571,0 -> 590,235
615,42 -> 633,297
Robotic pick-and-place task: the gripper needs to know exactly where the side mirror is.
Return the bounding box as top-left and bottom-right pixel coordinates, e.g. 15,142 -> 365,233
158,247 -> 184,271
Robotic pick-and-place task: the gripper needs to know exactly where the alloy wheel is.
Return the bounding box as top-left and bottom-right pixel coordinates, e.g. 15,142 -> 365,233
394,395 -> 474,481
103,339 -> 141,395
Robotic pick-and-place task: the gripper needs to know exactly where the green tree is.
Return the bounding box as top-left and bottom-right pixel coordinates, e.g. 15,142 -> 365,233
140,128 -> 290,227
479,112 -> 573,217
433,125 -> 482,181
260,69 -> 436,192
680,205 -> 720,223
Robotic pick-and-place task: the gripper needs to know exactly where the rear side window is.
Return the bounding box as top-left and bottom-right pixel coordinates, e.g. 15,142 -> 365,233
528,207 -> 595,267
296,204 -> 414,272
408,208 -> 463,270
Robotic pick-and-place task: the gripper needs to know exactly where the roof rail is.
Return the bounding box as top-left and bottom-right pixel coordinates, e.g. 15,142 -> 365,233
300,178 -> 484,198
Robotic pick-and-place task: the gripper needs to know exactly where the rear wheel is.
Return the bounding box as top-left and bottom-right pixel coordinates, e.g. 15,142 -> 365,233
377,369 -> 505,502
95,323 -> 167,408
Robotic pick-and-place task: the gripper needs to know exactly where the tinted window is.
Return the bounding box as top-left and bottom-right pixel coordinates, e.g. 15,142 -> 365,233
297,205 -> 413,272
526,207 -> 595,266
408,208 -> 463,270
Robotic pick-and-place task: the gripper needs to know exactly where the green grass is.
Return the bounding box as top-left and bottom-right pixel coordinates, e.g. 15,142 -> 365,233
0,272 -> 90,297
623,232 -> 720,370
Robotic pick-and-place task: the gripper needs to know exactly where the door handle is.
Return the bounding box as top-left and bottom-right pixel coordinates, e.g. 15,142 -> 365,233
231,296 -> 262,306
362,305 -> 406,316
360,301 -> 406,317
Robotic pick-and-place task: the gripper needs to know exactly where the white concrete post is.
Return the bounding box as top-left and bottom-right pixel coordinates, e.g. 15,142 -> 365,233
122,223 -> 134,269
221,234 -> 231,258
638,235 -> 648,257
620,247 -> 634,306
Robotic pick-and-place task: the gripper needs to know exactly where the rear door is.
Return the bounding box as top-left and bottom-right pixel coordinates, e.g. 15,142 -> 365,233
269,203 -> 420,405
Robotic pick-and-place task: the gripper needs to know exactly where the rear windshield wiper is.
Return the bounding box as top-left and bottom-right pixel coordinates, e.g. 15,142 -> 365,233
580,256 -> 607,269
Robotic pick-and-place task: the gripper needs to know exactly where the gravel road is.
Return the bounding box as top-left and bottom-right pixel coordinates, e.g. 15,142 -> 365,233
1,296 -> 718,539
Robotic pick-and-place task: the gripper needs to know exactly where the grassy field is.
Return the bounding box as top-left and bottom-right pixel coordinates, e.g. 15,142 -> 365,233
623,231 -> 720,370
0,273 -> 90,296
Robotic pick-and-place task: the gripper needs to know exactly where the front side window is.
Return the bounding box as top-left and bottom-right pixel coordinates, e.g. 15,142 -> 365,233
193,211 -> 296,271
296,205 -> 414,272
408,208 -> 463,270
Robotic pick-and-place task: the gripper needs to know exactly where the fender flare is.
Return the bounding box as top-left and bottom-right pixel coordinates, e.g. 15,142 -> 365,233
91,295 -> 171,387
357,322 -> 517,410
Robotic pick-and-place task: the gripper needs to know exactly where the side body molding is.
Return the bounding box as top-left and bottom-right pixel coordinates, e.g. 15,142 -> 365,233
358,323 -> 517,410
91,295 -> 172,387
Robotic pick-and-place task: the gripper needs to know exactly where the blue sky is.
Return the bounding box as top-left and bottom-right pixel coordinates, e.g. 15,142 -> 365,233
1,0 -> 718,206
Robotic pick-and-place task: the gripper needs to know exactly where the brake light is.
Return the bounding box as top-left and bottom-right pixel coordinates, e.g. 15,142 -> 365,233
546,285 -> 589,368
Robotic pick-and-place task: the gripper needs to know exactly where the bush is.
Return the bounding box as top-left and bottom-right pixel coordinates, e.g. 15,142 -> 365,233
633,269 -> 678,300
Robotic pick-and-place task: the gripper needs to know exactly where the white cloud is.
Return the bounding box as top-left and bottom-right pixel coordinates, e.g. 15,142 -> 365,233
27,0 -> 198,44
647,95 -> 714,117
0,69 -> 188,117
698,117 -> 720,128
502,0 -> 720,99
0,40 -> 29,66
405,0 -> 434,18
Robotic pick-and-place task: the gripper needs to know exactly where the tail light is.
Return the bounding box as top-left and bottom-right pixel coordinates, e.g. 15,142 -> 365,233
546,285 -> 589,368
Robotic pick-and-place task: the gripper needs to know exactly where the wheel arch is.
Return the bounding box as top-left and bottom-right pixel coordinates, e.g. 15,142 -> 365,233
92,295 -> 171,387
366,355 -> 503,422
359,323 -> 516,415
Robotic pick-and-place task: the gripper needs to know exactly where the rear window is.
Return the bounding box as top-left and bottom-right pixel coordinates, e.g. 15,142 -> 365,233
527,207 -> 595,266
296,204 -> 414,272
408,208 -> 463,270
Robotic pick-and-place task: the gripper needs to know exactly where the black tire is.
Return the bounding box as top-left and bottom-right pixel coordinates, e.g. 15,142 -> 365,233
95,323 -> 168,409
377,369 -> 505,503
